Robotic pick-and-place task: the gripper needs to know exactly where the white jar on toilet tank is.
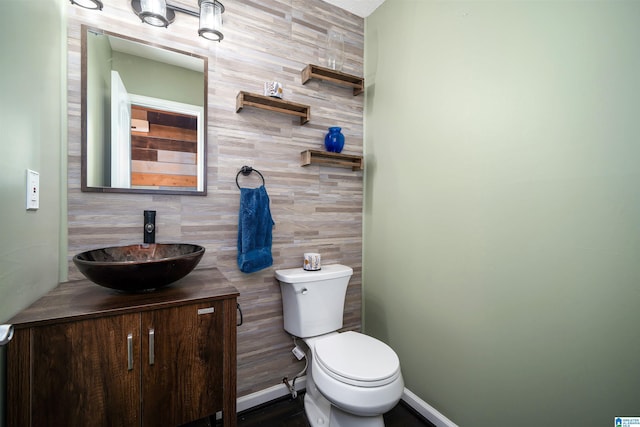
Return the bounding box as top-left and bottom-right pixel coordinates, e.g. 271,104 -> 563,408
303,253 -> 321,271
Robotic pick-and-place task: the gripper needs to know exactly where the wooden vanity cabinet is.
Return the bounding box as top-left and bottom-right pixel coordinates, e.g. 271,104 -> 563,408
6,268 -> 239,427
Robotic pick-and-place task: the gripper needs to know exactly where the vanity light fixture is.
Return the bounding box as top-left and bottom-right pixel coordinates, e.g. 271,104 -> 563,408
70,0 -> 224,41
135,0 -> 172,27
131,0 -> 175,27
198,0 -> 225,42
131,0 -> 225,40
69,0 -> 103,10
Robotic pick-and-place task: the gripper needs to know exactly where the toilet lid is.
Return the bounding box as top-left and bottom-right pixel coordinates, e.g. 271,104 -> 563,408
314,331 -> 401,387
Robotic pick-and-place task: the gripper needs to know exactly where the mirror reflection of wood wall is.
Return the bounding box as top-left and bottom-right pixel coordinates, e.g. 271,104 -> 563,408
130,106 -> 198,190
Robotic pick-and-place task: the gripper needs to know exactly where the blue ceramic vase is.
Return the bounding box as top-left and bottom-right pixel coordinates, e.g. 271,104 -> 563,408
324,127 -> 345,153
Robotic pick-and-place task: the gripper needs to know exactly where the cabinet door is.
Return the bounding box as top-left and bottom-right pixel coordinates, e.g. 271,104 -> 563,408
30,314 -> 141,427
141,301 -> 223,427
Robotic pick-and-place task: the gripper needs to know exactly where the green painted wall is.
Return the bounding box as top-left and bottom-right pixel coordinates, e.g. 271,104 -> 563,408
112,52 -> 204,107
86,31 -> 111,187
0,0 -> 65,423
363,1 -> 640,426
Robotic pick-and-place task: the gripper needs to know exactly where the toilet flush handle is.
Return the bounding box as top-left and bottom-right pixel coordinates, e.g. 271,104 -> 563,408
301,288 -> 308,295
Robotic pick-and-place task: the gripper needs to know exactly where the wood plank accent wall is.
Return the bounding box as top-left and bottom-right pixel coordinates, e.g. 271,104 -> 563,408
130,106 -> 199,189
67,0 -> 364,397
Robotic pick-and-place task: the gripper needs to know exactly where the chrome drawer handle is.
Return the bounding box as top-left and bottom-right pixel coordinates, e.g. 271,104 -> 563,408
127,333 -> 133,371
149,328 -> 155,366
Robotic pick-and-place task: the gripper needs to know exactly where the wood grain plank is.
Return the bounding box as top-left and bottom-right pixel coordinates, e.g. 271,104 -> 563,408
141,302 -> 223,426
30,315 -> 141,427
131,172 -> 197,188
131,159 -> 197,175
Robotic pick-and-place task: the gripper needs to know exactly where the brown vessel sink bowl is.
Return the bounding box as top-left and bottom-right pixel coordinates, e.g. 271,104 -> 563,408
73,243 -> 205,292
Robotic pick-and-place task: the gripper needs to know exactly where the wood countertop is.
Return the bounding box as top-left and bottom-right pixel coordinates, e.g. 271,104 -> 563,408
9,268 -> 239,328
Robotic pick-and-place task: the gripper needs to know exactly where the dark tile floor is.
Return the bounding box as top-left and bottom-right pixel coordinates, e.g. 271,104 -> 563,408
235,392 -> 436,427
184,392 -> 435,427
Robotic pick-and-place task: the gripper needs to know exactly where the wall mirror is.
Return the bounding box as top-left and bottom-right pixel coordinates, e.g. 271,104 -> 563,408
81,25 -> 208,195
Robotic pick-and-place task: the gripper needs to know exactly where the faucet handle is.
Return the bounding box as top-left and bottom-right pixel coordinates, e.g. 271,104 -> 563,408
143,210 -> 157,244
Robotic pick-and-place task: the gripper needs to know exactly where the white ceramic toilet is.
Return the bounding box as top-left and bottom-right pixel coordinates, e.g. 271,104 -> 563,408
275,264 -> 404,427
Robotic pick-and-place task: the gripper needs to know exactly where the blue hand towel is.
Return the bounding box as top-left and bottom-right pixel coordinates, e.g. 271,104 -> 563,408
237,185 -> 275,273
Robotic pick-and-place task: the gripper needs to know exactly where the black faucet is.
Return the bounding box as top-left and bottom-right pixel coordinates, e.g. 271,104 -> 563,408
144,210 -> 156,244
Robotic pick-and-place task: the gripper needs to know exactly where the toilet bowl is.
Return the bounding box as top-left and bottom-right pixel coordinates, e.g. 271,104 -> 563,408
276,265 -> 404,427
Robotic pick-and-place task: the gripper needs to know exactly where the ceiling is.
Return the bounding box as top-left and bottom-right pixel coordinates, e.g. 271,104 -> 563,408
321,0 -> 386,17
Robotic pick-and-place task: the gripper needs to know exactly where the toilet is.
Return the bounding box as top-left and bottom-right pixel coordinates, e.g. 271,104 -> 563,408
275,264 -> 404,427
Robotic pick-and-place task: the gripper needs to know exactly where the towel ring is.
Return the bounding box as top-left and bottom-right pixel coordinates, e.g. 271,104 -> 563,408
236,166 -> 265,189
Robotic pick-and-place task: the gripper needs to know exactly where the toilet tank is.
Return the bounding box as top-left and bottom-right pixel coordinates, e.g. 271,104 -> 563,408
275,264 -> 353,338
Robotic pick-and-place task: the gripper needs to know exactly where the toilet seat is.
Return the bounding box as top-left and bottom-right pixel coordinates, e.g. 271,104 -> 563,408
314,331 -> 401,388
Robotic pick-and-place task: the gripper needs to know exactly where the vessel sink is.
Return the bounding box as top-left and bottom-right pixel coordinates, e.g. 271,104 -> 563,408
73,243 -> 205,292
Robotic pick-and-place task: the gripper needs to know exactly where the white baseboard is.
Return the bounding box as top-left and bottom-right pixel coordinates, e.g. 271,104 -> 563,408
237,376 -> 307,413
401,388 -> 458,427
237,379 -> 457,427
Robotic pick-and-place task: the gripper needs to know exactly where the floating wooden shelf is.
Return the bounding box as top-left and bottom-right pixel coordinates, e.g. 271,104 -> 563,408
301,64 -> 364,96
301,150 -> 364,171
236,91 -> 310,125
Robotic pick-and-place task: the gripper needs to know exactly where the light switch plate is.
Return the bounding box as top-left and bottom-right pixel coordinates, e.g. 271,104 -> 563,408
26,169 -> 39,210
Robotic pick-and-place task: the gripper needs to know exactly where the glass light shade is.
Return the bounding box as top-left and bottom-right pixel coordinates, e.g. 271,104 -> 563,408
199,0 -> 224,41
70,0 -> 103,10
140,0 -> 169,27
